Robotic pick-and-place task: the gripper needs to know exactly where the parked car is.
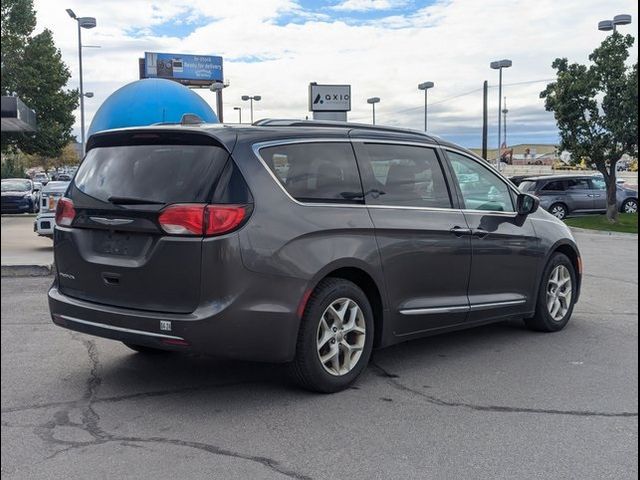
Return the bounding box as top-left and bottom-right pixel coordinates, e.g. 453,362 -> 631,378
49,120 -> 582,392
52,173 -> 73,182
32,172 -> 50,186
34,181 -> 70,238
519,174 -> 639,219
508,175 -> 534,187
1,178 -> 40,214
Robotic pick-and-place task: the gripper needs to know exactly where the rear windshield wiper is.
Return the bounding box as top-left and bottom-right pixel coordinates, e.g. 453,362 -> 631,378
107,196 -> 165,205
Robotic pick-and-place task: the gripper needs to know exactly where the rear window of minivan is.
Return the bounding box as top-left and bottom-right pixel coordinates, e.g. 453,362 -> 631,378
74,145 -> 230,204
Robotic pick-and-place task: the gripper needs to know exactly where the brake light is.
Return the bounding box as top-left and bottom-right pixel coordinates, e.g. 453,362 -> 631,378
158,204 -> 249,236
205,205 -> 248,235
55,197 -> 76,227
158,204 -> 206,235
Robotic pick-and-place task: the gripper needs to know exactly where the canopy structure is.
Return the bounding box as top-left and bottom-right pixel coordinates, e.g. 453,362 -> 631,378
1,96 -> 36,132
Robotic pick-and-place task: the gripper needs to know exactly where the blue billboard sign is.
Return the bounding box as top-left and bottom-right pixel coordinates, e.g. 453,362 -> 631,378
144,52 -> 223,85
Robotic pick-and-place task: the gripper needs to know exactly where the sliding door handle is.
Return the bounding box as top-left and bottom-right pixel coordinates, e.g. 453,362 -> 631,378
449,226 -> 472,237
473,228 -> 490,239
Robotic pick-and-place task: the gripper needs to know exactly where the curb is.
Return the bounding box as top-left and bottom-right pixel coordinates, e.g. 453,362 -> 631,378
569,226 -> 639,238
1,264 -> 54,277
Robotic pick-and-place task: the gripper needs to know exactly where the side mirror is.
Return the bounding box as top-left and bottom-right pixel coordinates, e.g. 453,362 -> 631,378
517,193 -> 539,216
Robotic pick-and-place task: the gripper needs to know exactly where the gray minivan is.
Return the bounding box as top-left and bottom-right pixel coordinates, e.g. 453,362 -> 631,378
49,120 -> 582,392
519,174 -> 638,219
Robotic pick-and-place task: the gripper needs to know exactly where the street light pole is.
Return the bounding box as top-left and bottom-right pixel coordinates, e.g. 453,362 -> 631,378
502,97 -> 508,146
490,59 -> 512,169
598,14 -> 632,34
418,81 -> 434,131
241,95 -> 261,124
367,97 -> 380,125
66,9 -> 96,156
233,107 -> 242,124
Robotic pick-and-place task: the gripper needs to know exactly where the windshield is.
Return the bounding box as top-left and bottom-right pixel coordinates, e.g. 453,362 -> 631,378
519,181 -> 537,192
1,180 -> 31,192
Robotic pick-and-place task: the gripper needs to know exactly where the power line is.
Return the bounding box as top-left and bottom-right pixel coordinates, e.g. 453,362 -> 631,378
350,78 -> 556,121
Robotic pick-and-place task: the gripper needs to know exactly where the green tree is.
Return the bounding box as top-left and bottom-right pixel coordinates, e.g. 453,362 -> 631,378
541,33 -> 638,222
1,0 -> 78,159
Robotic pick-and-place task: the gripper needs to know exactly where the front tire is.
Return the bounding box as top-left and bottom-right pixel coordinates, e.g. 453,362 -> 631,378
290,278 -> 374,393
525,253 -> 577,332
622,198 -> 638,214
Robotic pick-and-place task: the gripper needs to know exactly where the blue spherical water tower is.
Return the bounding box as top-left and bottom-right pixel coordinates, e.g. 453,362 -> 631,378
87,78 -> 218,137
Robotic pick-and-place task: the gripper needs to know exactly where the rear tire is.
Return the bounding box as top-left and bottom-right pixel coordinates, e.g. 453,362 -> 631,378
525,253 -> 577,332
549,203 -> 568,220
289,278 -> 374,393
123,342 -> 170,354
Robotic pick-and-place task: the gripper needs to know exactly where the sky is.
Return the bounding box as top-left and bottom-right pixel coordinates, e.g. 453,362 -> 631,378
33,0 -> 639,148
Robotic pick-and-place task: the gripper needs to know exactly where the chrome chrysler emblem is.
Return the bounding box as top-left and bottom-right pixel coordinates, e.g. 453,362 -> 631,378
90,217 -> 134,226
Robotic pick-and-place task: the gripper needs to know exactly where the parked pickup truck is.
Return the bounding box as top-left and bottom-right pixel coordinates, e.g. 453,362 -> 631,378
34,181 -> 69,238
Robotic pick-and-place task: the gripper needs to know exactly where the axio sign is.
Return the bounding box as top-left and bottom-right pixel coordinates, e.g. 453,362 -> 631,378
309,84 -> 351,112
144,52 -> 223,86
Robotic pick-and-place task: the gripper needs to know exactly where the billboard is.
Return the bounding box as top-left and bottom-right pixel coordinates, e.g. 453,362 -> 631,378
309,84 -> 351,112
143,52 -> 223,86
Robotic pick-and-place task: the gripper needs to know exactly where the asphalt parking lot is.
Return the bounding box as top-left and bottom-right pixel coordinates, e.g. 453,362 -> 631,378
1,230 -> 637,480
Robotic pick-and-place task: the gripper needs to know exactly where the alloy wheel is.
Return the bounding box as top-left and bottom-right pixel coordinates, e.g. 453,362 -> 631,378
546,265 -> 572,321
623,200 -> 638,214
316,297 -> 366,376
551,205 -> 566,220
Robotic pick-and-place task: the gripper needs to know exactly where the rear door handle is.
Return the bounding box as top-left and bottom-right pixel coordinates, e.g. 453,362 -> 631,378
449,226 -> 472,237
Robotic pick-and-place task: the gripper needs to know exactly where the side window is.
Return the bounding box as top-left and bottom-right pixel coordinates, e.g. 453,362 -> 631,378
567,178 -> 591,190
590,177 -> 606,191
447,151 -> 515,212
356,143 -> 452,208
259,142 -> 363,203
542,181 -> 565,192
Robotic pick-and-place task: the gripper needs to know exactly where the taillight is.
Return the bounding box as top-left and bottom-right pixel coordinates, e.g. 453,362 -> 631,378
158,204 -> 206,235
204,205 -> 248,235
55,197 -> 76,227
158,204 -> 249,236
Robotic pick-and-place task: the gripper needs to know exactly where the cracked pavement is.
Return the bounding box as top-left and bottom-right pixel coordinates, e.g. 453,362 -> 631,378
1,231 -> 638,479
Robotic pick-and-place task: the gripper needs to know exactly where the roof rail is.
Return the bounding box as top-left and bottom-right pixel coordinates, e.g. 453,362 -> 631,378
253,118 -> 436,139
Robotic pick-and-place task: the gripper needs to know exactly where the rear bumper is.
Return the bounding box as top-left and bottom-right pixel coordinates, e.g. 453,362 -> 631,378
48,283 -> 302,363
35,214 -> 55,236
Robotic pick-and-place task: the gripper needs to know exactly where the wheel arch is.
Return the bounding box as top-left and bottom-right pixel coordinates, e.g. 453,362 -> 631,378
304,261 -> 386,348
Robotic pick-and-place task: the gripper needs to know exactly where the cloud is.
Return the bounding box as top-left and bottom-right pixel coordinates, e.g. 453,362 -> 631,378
33,0 -> 638,148
331,0 -> 410,12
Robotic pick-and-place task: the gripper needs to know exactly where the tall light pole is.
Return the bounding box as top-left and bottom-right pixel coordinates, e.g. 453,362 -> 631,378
66,9 -> 96,156
598,14 -> 632,33
490,59 -> 512,169
417,81 -> 434,131
241,95 -> 261,124
209,82 -> 229,122
233,107 -> 242,124
367,97 -> 380,125
502,97 -> 508,146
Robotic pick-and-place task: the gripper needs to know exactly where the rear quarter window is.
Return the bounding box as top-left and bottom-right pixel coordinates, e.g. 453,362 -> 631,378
259,142 -> 363,203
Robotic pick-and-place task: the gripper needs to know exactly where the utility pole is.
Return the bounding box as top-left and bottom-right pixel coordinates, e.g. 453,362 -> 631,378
482,80 -> 488,161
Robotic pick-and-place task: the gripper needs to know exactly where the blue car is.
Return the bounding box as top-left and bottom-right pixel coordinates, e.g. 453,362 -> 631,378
1,178 -> 40,214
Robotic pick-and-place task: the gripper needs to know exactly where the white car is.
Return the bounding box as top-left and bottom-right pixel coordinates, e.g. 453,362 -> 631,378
34,181 -> 69,238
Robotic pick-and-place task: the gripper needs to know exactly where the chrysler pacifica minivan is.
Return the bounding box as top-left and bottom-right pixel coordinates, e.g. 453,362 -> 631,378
49,119 -> 582,392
